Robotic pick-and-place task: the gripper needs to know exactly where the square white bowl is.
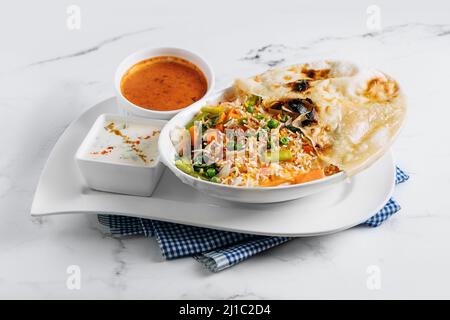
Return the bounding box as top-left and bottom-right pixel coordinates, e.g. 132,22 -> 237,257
75,113 -> 166,197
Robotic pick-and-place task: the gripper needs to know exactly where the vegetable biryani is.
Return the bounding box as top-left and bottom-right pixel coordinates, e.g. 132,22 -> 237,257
172,94 -> 339,187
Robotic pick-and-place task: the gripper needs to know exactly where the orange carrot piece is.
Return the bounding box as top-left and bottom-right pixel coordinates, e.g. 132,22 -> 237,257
217,112 -> 227,124
293,169 -> 324,184
206,131 -> 217,143
259,177 -> 291,187
302,144 -> 314,155
226,108 -> 240,120
189,126 -> 195,146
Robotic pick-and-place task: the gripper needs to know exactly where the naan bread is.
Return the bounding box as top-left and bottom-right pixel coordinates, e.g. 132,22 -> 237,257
235,61 -> 407,175
235,61 -> 359,99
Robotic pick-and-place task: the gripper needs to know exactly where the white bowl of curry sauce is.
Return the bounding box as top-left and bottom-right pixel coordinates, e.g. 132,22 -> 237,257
115,47 -> 215,120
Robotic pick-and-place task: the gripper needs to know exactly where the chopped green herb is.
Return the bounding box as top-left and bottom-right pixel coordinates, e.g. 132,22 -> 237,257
210,176 -> 220,183
206,168 -> 217,178
262,149 -> 293,162
244,95 -> 262,108
201,106 -> 225,114
185,113 -> 204,129
175,159 -> 195,175
286,125 -> 302,133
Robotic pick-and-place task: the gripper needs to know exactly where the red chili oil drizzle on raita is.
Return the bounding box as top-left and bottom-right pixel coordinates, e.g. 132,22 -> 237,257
91,122 -> 160,164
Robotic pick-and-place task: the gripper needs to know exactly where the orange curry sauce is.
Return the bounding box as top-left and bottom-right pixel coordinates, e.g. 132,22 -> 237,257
120,56 -> 208,111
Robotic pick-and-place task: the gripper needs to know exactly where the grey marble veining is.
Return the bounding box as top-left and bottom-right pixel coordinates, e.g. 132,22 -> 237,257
26,27 -> 160,67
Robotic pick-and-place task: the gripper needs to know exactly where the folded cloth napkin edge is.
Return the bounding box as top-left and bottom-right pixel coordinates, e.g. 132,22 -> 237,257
97,167 -> 410,272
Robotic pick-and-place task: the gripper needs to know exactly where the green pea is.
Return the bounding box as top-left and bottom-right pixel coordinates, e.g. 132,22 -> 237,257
267,118 -> 279,129
206,168 -> 217,178
280,136 -> 289,145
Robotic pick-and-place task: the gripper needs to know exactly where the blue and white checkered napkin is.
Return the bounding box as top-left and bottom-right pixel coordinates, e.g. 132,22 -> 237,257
98,167 -> 409,272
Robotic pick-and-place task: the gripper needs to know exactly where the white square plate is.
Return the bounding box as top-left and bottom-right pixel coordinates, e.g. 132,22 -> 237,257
31,98 -> 396,237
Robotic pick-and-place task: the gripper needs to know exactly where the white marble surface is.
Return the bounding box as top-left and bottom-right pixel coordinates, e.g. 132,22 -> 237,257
1,0 -> 450,299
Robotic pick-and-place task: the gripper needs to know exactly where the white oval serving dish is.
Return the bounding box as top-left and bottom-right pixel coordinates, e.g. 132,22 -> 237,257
31,97 -> 396,236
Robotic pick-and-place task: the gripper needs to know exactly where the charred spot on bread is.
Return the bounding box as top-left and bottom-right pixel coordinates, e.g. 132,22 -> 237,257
364,77 -> 399,102
301,67 -> 331,80
324,164 -> 340,176
288,79 -> 311,92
